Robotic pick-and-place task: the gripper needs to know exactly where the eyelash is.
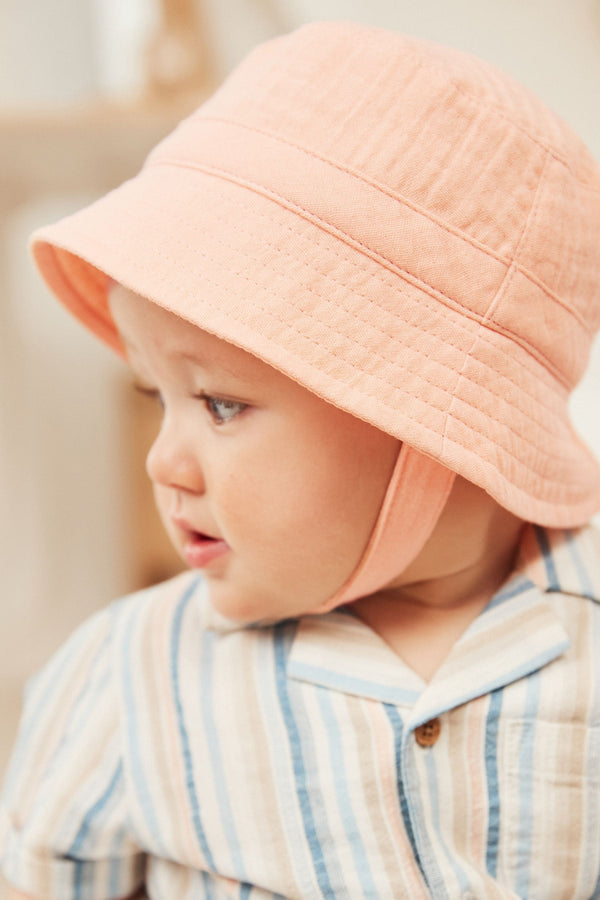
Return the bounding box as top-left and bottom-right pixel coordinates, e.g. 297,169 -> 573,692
134,385 -> 247,425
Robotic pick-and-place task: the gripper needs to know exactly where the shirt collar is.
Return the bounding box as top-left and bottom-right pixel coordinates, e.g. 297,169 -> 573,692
288,524 -> 600,720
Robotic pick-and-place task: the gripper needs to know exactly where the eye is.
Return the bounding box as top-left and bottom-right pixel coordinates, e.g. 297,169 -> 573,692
202,395 -> 247,425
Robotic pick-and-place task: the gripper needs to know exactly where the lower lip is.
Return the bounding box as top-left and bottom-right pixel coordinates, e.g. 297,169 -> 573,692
182,535 -> 230,569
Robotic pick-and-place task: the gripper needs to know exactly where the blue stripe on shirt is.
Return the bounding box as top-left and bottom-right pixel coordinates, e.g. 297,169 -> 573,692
3,616 -> 111,804
486,577 -> 535,611
423,750 -> 470,894
171,583 -> 215,870
68,761 -> 123,857
514,671 -> 541,899
316,687 -> 378,898
534,526 -> 560,590
122,607 -> 168,856
273,624 -> 335,897
566,530 -> 595,598
485,687 -> 504,877
200,629 -> 247,880
289,660 -> 421,705
384,704 -> 430,888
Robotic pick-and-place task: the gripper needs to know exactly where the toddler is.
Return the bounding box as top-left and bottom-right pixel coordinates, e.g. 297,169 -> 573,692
2,20 -> 600,900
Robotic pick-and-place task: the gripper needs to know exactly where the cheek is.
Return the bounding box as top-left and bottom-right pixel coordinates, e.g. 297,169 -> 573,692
300,416 -> 398,521
213,453 -> 283,536
217,427 -> 396,570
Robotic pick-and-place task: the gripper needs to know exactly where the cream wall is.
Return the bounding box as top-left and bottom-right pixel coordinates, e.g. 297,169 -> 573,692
1,0 -> 599,844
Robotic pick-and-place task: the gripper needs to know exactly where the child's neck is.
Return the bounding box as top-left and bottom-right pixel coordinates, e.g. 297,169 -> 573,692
351,482 -> 525,682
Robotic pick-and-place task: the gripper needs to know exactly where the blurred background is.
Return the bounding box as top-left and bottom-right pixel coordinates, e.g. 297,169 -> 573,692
1,1 -> 600,888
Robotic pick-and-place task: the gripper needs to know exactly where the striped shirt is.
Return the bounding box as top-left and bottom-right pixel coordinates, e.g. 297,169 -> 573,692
2,523 -> 600,899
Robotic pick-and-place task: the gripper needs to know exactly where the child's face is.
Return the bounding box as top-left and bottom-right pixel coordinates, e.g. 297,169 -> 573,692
109,285 -> 399,623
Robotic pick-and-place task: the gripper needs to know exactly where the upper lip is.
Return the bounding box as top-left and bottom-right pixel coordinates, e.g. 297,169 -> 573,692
171,515 -> 220,541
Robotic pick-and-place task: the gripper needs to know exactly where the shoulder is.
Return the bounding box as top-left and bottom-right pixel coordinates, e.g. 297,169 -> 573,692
109,568 -> 207,651
517,524 -> 600,696
518,522 -> 600,604
0,577 -> 205,899
1,569 -> 205,824
113,568 -> 207,628
12,571 -> 205,726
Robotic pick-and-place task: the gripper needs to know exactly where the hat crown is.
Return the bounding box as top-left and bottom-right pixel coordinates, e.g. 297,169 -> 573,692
151,21 -> 600,387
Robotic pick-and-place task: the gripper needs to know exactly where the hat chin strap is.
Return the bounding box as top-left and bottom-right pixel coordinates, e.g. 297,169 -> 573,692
311,445 -> 456,614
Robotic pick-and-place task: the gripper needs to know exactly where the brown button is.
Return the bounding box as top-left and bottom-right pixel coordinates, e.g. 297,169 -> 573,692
414,718 -> 441,747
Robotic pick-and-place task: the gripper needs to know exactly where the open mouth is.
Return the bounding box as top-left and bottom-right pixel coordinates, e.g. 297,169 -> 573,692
180,529 -> 230,568
190,530 -> 217,543
170,516 -> 229,568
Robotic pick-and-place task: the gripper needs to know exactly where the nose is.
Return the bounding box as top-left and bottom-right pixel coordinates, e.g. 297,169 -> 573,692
145,418 -> 205,494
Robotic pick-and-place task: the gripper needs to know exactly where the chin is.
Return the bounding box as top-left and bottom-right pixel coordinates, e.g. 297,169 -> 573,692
206,583 -> 271,625
208,580 -> 314,627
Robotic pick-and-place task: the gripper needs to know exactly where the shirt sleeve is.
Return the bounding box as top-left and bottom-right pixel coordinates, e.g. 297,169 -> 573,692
0,603 -> 146,899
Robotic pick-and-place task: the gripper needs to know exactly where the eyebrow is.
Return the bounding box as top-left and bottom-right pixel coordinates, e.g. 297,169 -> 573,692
120,336 -> 251,383
178,350 -> 250,382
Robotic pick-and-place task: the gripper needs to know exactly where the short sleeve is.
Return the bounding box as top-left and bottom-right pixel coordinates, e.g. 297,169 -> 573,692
0,604 -> 146,899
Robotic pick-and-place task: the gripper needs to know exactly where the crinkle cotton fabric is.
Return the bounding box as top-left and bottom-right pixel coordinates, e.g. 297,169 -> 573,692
29,22 -> 600,526
2,524 -> 600,899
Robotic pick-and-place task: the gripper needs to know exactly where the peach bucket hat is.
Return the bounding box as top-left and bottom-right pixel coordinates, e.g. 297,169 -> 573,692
30,21 -> 600,530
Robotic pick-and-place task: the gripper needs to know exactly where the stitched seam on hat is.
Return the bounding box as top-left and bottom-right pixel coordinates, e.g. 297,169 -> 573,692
184,118 -> 596,332
162,117 -> 591,328
486,150 -> 551,325
152,157 -> 578,388
209,198 -> 569,425
105,180 -> 560,408
153,134 -> 590,338
131,178 -> 571,427
482,152 -> 566,398
439,434 -> 583,503
151,178 -> 569,418
440,150 -> 552,455
128,177 -> 573,426
182,172 -> 558,381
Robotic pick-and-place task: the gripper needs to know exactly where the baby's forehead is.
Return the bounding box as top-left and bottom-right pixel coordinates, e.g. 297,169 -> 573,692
108,282 -> 311,394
